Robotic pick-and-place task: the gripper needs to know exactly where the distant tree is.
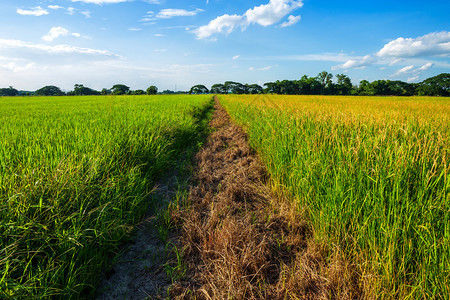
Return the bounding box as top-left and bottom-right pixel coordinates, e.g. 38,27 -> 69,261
133,89 -> 146,95
246,84 -> 263,94
224,81 -> 246,94
317,71 -> 334,94
70,84 -> 100,96
385,80 -> 415,96
35,85 -> 64,96
0,86 -> 19,96
111,84 -> 130,95
296,75 -> 322,95
263,82 -> 281,94
355,80 -> 372,95
210,83 -> 227,94
189,85 -> 209,94
146,85 -> 158,95
416,73 -> 450,96
336,74 -> 352,95
161,89 -> 175,94
101,88 -> 111,95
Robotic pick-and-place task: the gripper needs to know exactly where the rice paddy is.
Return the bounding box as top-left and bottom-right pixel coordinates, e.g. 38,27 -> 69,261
0,94 -> 213,298
219,94 -> 449,299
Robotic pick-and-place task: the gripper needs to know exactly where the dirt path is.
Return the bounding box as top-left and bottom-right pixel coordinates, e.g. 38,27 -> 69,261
169,100 -> 361,299
97,99 -> 360,299
96,166 -> 186,299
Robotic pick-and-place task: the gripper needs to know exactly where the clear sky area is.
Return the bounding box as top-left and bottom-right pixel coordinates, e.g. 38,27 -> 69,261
1,0 -> 449,91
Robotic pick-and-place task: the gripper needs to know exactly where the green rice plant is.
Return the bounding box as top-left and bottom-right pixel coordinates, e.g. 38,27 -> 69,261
0,95 -> 213,298
219,94 -> 449,299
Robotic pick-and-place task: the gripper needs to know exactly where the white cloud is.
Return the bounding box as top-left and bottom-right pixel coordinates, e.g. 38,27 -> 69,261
156,8 -> 204,19
194,14 -> 244,39
249,65 -> 272,71
67,7 -> 76,15
81,11 -> 92,18
416,62 -> 433,72
377,31 -> 450,57
48,5 -> 64,10
392,65 -> 415,76
129,27 -> 143,31
407,76 -> 419,82
0,38 -> 117,56
154,33 -> 165,37
42,27 -> 81,42
17,6 -> 49,16
280,15 -> 301,27
232,55 -> 240,60
391,62 -> 433,78
332,55 -> 374,70
194,0 -> 303,39
245,0 -> 303,27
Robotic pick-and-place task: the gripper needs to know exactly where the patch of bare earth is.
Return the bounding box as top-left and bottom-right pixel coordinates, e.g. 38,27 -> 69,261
170,100 -> 363,299
96,173 -> 181,299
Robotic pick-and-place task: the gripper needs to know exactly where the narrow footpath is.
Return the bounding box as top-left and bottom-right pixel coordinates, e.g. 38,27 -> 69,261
169,100 -> 361,299
97,99 -> 361,299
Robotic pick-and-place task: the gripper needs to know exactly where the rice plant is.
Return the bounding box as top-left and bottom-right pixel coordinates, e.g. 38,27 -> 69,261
220,94 -> 449,299
0,94 -> 213,298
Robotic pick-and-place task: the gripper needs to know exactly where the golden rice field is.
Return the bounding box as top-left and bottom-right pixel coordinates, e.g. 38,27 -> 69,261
219,94 -> 449,299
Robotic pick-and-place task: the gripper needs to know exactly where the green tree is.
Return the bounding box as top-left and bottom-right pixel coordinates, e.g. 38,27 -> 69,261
246,84 -> 263,94
189,85 -> 209,94
224,81 -> 246,94
210,83 -> 227,94
336,74 -> 353,95
35,85 -> 64,96
317,71 -> 334,94
0,86 -> 19,96
133,89 -> 146,95
416,73 -> 450,96
71,84 -> 100,96
146,85 -> 158,95
111,84 -> 130,95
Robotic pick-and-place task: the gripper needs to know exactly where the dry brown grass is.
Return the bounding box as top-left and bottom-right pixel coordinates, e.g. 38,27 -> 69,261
170,99 -> 363,299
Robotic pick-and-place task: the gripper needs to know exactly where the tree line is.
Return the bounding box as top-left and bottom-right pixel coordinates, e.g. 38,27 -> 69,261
1,72 -> 448,97
189,72 -> 449,96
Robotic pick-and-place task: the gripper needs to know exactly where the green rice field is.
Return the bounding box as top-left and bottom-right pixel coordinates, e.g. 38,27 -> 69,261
220,94 -> 449,299
0,94 -> 213,298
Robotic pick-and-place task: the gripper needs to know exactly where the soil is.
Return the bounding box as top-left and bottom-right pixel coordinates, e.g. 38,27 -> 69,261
96,173 -> 182,299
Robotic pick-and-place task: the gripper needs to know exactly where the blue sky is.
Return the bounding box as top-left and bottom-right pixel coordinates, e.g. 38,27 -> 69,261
1,0 -> 449,91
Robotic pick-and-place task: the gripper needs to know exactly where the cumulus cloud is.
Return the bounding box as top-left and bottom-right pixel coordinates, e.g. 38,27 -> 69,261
42,27 -> 81,42
17,6 -> 49,16
391,62 -> 433,77
392,65 -> 415,76
194,14 -> 244,39
0,38 -> 117,56
194,0 -> 303,39
156,8 -> 204,19
407,76 -> 419,82
332,55 -> 374,70
280,15 -> 301,27
377,31 -> 450,57
416,62 -> 433,72
245,0 -> 303,26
